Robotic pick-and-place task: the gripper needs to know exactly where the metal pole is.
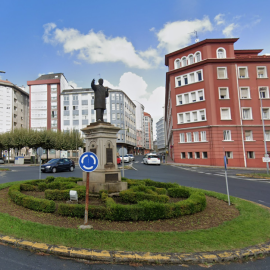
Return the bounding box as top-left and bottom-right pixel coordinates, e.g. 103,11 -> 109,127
122,145 -> 124,178
84,172 -> 89,225
260,93 -> 269,174
39,156 -> 41,179
225,168 -> 230,206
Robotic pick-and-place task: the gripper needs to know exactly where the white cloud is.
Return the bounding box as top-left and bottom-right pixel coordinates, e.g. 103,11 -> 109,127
73,61 -> 81,65
222,23 -> 238,37
105,72 -> 165,137
43,23 -> 161,69
68,80 -> 82,89
156,16 -> 213,52
214,14 -> 225,25
149,27 -> 155,32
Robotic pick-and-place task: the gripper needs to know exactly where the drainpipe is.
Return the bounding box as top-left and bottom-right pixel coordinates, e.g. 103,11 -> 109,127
235,64 -> 247,167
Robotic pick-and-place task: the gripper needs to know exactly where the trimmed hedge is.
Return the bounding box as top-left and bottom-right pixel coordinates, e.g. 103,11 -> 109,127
9,178 -> 207,221
8,184 -> 55,213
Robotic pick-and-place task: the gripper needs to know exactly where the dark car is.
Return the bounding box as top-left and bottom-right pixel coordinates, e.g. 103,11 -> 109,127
0,157 -> 4,164
41,158 -> 75,173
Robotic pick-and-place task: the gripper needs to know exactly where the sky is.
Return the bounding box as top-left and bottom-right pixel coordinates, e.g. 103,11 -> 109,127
1,0 -> 270,138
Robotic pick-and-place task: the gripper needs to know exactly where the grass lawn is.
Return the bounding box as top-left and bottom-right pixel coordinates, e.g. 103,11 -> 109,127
0,180 -> 270,253
236,173 -> 270,179
0,168 -> 10,171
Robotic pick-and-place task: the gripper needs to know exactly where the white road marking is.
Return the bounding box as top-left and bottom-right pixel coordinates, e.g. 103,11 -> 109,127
205,173 -> 212,175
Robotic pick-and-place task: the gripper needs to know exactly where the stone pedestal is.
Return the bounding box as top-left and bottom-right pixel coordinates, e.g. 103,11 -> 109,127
78,122 -> 128,193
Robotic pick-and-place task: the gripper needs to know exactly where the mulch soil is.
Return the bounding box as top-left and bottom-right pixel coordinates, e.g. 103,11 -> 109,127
0,188 -> 239,232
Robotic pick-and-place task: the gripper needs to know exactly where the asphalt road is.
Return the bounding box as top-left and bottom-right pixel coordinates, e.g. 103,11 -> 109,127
0,156 -> 270,269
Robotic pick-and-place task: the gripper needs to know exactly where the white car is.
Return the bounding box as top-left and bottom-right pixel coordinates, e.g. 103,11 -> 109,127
120,155 -> 130,163
128,154 -> 135,161
143,154 -> 161,165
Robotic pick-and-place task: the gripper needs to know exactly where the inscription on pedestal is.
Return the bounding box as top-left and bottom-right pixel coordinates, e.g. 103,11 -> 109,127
90,148 -> 96,154
106,148 -> 113,163
105,174 -> 118,182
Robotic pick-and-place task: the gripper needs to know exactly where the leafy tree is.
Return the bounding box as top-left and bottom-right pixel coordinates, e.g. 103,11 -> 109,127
12,128 -> 29,155
1,132 -> 14,163
39,130 -> 57,161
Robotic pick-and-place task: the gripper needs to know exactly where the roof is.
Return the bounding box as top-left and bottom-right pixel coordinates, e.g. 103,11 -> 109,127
165,38 -> 239,66
144,112 -> 151,117
36,73 -> 66,81
0,79 -> 29,96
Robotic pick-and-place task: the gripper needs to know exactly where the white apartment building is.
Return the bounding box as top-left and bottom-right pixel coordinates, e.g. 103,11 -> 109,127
156,117 -> 166,153
133,100 -> 145,154
144,112 -> 153,153
0,79 -> 29,133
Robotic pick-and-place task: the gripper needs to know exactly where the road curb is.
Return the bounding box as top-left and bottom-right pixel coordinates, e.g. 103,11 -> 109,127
0,234 -> 270,264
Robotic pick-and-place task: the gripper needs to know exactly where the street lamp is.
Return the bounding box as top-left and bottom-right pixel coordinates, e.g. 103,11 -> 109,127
0,71 -> 5,73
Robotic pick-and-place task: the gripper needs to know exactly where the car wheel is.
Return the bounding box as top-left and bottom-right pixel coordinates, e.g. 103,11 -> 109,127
70,166 -> 74,172
52,167 -> 57,173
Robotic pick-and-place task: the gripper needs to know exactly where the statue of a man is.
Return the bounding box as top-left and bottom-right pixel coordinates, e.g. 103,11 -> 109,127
91,78 -> 109,122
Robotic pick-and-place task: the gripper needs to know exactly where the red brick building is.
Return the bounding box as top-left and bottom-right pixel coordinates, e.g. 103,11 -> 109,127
165,38 -> 270,168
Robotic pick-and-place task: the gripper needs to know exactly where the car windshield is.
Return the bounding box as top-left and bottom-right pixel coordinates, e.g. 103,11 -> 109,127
47,159 -> 58,164
148,155 -> 158,158
124,155 -> 129,157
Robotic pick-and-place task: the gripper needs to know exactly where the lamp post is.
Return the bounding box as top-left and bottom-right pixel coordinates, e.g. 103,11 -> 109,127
259,90 -> 269,174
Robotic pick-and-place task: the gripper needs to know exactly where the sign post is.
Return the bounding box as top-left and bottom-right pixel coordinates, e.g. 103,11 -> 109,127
37,147 -> 43,179
224,155 -> 230,206
79,152 -> 99,226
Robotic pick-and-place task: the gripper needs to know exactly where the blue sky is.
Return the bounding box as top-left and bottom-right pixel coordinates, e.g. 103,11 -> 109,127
1,0 -> 270,137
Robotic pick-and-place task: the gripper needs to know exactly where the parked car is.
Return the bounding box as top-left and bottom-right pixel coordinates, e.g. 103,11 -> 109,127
0,158 -> 5,164
143,154 -> 161,165
128,154 -> 135,161
117,156 -> 121,165
120,155 -> 130,163
41,158 -> 75,173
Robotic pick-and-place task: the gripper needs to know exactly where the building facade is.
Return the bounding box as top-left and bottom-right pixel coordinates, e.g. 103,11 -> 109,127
0,79 -> 29,133
156,116 -> 166,153
144,112 -> 153,153
27,73 -> 70,131
165,38 -> 270,168
134,100 -> 145,155
61,88 -> 136,154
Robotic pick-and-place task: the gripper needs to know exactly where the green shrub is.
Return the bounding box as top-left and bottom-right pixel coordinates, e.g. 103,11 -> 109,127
45,176 -> 55,183
167,187 -> 190,198
20,184 -> 37,191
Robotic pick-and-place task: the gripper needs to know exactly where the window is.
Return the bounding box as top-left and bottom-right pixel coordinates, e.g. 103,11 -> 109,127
51,111 -> 57,118
180,133 -> 185,143
190,73 -> 195,83
200,110 -> 206,121
117,113 -> 120,120
176,76 -> 181,87
73,120 -> 79,125
178,114 -> 184,124
221,108 -> 231,120
217,67 -> 227,79
219,87 -> 229,99
265,130 -> 270,141
186,112 -> 190,122
191,92 -> 196,102
242,108 -> 252,120
245,130 -> 253,141
181,152 -> 186,159
192,111 -> 198,121
193,132 -> 199,142
112,104 -> 115,110
73,95 -> 78,101
178,95 -> 182,105
225,151 -> 233,159
82,109 -> 88,115
116,104 -> 120,110
111,94 -> 115,100
197,71 -> 202,81
240,87 -> 250,99
188,152 -> 193,159
64,106 -> 69,111
184,75 -> 188,85
112,113 -> 116,120
182,57 -> 187,67
188,54 -> 194,65
247,151 -> 255,159
238,67 -> 248,78
64,120 -> 70,125
116,94 -> 119,100
184,94 -> 189,103
223,130 -> 232,141
198,90 -> 204,100
257,67 -> 267,78
186,132 -> 192,142
259,87 -> 269,98
175,59 -> 180,69
217,48 -> 226,58
202,152 -> 208,159
195,152 -> 200,159
195,52 -> 201,62
82,119 -> 88,125
262,108 -> 270,119
200,131 -> 206,141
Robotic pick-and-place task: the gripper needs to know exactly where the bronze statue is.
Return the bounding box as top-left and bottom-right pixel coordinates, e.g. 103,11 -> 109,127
91,78 -> 109,122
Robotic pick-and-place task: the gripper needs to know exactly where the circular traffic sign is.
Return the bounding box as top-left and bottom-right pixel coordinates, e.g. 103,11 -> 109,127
79,152 -> 99,172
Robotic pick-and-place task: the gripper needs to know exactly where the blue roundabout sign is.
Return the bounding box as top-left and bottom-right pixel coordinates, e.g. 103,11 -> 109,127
79,152 -> 99,172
